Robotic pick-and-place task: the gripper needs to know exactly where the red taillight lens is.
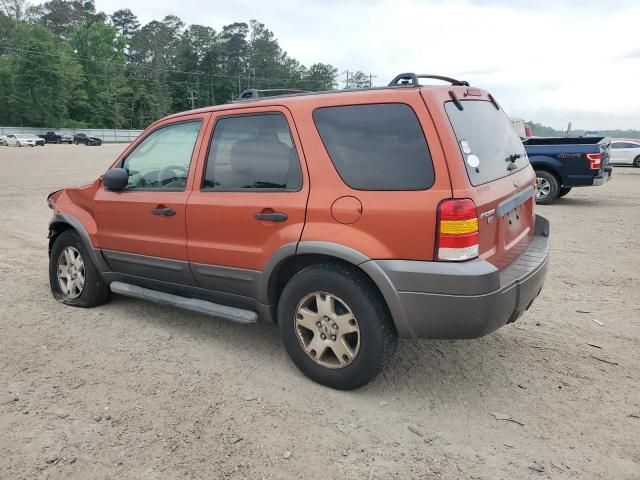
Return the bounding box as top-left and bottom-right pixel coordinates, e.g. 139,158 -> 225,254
436,199 -> 479,261
586,153 -> 601,170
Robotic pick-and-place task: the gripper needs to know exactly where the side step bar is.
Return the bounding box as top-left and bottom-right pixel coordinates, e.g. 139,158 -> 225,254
109,281 -> 258,324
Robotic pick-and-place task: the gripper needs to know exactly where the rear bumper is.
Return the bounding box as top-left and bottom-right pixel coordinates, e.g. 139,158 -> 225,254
365,215 -> 550,339
592,167 -> 612,186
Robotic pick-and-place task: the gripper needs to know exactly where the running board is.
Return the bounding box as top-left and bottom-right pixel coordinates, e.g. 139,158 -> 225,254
109,281 -> 258,324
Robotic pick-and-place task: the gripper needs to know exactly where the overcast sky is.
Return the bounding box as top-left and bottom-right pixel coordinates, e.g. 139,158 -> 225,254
84,0 -> 640,129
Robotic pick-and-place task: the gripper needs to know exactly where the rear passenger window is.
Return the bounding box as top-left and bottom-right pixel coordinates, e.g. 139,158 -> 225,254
203,113 -> 301,190
313,103 -> 434,190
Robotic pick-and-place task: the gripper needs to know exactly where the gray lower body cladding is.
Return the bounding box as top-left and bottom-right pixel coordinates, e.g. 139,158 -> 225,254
369,215 -> 550,339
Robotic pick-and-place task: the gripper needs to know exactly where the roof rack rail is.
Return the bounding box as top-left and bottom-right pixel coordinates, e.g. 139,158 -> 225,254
235,88 -> 310,101
388,73 -> 470,87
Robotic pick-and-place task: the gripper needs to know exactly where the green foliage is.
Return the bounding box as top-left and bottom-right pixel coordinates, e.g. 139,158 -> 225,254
0,1 -> 338,128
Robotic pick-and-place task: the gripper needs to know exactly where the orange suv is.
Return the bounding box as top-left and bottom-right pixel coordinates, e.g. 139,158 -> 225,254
47,73 -> 550,390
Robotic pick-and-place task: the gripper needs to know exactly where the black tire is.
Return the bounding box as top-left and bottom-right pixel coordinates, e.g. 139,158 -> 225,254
535,170 -> 560,205
278,263 -> 398,390
74,140 -> 78,145
559,187 -> 572,198
634,156 -> 640,168
49,230 -> 110,307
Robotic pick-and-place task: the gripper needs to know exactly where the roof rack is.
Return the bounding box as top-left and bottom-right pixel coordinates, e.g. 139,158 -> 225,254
235,88 -> 310,101
388,73 -> 470,87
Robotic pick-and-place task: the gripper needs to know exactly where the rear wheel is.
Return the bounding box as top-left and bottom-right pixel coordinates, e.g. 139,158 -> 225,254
49,230 -> 110,307
535,171 -> 559,205
278,264 -> 397,390
634,156 -> 640,168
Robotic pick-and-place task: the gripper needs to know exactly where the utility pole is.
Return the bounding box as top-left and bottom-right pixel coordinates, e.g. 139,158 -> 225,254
369,74 -> 377,88
187,90 -> 198,110
343,70 -> 350,89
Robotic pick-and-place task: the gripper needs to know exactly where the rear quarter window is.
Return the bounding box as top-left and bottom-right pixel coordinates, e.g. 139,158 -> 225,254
445,100 -> 529,186
313,103 -> 435,191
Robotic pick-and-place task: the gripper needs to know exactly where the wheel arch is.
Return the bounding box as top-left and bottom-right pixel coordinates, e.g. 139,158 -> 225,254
531,157 -> 563,184
262,242 -> 412,337
48,214 -> 109,272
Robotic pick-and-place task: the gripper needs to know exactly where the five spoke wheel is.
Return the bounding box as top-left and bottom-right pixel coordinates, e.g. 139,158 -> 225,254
294,292 -> 360,369
57,246 -> 85,299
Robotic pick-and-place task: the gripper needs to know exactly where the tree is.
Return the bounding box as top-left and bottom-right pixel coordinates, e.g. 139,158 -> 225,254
110,8 -> 138,38
6,21 -> 82,126
0,0 -> 29,22
347,70 -> 371,89
304,63 -> 337,91
37,0 -> 105,38
0,9 -> 340,128
70,21 -> 126,127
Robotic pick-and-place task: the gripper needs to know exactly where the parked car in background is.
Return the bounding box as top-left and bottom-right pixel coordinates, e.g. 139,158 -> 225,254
46,73 -> 550,390
39,131 -> 73,144
523,136 -> 612,204
0,135 -> 8,146
73,133 -> 103,146
609,139 -> 640,167
24,134 -> 45,146
4,134 -> 38,147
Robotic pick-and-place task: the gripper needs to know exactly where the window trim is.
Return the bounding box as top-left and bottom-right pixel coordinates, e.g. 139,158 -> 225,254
199,111 -> 304,193
312,102 -> 436,192
112,118 -> 204,193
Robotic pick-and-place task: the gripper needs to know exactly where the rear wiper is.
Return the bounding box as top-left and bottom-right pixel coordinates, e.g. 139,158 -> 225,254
505,153 -> 523,171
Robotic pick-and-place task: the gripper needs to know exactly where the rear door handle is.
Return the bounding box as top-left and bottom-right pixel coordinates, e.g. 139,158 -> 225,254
255,210 -> 288,222
151,206 -> 176,217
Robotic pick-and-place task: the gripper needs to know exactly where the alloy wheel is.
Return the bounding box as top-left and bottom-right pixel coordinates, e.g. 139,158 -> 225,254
294,291 -> 360,369
536,176 -> 551,200
57,246 -> 85,299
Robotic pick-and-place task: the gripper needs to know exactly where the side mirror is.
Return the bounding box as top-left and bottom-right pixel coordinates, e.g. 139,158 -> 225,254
103,168 -> 129,191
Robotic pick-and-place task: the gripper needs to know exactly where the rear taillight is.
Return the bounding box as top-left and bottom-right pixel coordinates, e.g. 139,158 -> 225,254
436,199 -> 479,261
586,153 -> 601,170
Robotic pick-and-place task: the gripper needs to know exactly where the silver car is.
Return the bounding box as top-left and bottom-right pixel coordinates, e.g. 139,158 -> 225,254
610,139 -> 640,167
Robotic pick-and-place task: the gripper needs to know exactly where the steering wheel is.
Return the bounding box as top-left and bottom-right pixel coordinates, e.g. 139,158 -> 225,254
158,165 -> 188,186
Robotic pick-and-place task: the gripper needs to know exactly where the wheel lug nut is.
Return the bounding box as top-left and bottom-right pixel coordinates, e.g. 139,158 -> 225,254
316,321 -> 321,327
321,334 -> 326,340
331,335 -> 336,341
332,324 -> 337,329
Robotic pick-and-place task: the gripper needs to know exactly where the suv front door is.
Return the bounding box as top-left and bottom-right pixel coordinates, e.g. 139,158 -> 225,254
94,115 -> 208,282
186,107 -> 308,301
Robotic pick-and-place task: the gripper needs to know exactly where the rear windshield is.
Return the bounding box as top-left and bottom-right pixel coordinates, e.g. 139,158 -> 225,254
445,100 -> 528,186
313,103 -> 435,191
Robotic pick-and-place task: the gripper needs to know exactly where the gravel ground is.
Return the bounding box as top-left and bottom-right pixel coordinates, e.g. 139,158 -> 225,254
0,144 -> 639,479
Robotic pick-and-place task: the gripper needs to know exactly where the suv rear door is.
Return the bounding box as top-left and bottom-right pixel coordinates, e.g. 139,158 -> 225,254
424,88 -> 536,269
185,106 -> 308,298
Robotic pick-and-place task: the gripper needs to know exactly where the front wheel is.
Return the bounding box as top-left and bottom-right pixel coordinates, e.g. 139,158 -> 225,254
535,171 -> 560,205
634,156 -> 640,168
278,264 -> 397,390
49,230 -> 110,307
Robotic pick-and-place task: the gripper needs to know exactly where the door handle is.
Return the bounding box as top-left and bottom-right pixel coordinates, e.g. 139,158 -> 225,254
151,206 -> 176,217
255,210 -> 288,222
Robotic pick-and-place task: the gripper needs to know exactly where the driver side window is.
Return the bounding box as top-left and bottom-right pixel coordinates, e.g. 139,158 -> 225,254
123,120 -> 202,190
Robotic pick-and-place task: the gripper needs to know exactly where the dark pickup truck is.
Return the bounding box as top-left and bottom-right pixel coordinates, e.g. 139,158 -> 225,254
523,137 -> 612,204
39,131 -> 73,144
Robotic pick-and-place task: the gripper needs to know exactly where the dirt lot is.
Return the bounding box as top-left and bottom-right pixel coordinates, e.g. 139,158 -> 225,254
0,144 -> 638,479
